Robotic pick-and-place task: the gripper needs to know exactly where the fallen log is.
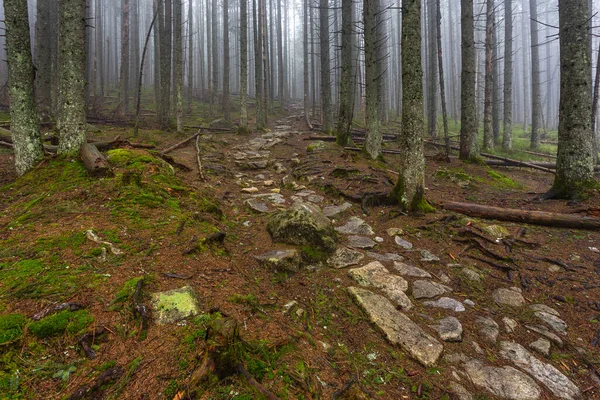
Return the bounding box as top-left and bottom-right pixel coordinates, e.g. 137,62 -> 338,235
441,201 -> 600,230
523,150 -> 557,160
484,159 -> 600,172
80,143 -> 111,177
183,125 -> 235,132
160,131 -> 203,154
344,146 -> 403,155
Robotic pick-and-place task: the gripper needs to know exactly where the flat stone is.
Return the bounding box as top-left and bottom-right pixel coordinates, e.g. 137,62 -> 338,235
253,193 -> 286,204
241,187 -> 259,193
424,297 -> 465,312
323,202 -> 352,218
392,261 -> 432,278
419,249 -> 440,262
347,235 -> 377,249
448,382 -> 473,400
347,286 -> 443,366
464,299 -> 475,307
254,249 -> 301,272
493,287 -> 525,307
458,356 -> 541,400
530,304 -> 560,317
367,252 -> 404,262
307,195 -> 324,203
245,198 -> 269,213
431,317 -> 463,342
533,311 -> 567,334
328,247 -> 364,269
386,227 -> 403,237
236,159 -> 270,169
394,236 -> 413,249
525,324 -> 564,348
503,317 -> 518,333
474,317 -> 500,344
335,217 -> 375,235
529,338 -> 551,357
439,272 -> 452,284
499,341 -> 580,400
151,286 -> 201,324
267,202 -> 337,252
462,267 -> 482,282
348,262 -> 412,310
412,280 -> 452,299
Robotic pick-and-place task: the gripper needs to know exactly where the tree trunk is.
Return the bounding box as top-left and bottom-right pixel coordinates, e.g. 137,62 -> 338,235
276,0 -> 285,109
174,0 -> 183,132
427,0 -> 438,137
503,0 -> 513,150
482,0 -> 494,151
5,0 -> 44,175
211,0 -> 219,107
187,0 -> 193,113
80,143 -> 110,176
436,0 -> 450,158
254,0 -> 265,128
319,0 -> 333,133
529,0 -> 542,150
206,0 -> 212,104
119,0 -> 130,117
153,0 -> 161,111
460,0 -> 478,160
392,0 -> 430,212
335,0 -> 354,145
130,0 -> 140,94
303,0 -> 310,127
553,0 -> 595,198
35,0 -> 52,120
58,0 -> 87,155
223,0 -> 231,121
363,0 -> 381,159
492,3 -> 501,145
240,0 -> 249,132
159,0 -> 172,129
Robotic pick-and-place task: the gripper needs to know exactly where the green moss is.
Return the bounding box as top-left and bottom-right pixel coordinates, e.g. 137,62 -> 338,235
109,277 -> 144,310
107,149 -> 155,168
0,314 -> 27,345
390,177 -> 434,213
28,310 -> 94,338
300,245 -> 328,263
487,170 -> 521,189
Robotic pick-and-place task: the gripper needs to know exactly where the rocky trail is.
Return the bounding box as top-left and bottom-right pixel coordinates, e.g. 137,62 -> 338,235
1,115 -> 599,399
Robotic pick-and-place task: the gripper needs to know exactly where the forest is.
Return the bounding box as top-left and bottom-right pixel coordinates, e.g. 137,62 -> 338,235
0,0 -> 599,399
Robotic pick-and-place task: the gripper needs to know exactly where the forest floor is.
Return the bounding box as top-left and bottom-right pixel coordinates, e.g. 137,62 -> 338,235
0,106 -> 599,400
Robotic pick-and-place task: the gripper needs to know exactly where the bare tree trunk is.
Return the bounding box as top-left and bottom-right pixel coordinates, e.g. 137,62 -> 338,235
174,0 -> 183,132
503,0 -> 513,150
119,0 -> 130,117
159,0 -> 172,129
436,0 -> 450,158
363,0 -> 381,159
483,0 -> 494,150
276,0 -> 285,109
58,0 -> 87,155
153,0 -> 161,111
223,0 -> 231,121
207,0 -> 212,105
261,0 -> 269,124
187,0 -> 193,113
240,0 -> 249,132
97,0 -> 105,99
211,0 -> 219,107
254,0 -> 265,128
521,3 -> 529,134
335,0 -> 354,145
319,0 -> 333,133
460,0 -> 478,160
492,3 -> 501,145
36,0 -> 52,119
303,0 -> 310,126
530,0 -> 542,150
427,0 -> 438,137
552,0 -> 595,198
5,0 -> 44,175
393,0 -> 430,212
130,0 -> 140,94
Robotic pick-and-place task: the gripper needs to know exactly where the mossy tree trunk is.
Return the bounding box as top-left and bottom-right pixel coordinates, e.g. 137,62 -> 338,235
503,0 -> 513,150
174,0 -> 183,133
363,0 -> 381,160
393,0 -> 430,213
335,0 -> 354,146
58,0 -> 87,155
553,0 -> 595,198
239,0 -> 249,132
4,0 -> 44,176
459,0 -> 478,160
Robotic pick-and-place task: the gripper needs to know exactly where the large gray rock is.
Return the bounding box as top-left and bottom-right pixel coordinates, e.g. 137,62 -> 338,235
448,382 -> 473,400
367,252 -> 404,262
348,262 -> 412,310
347,235 -> 377,249
492,287 -> 525,307
431,317 -> 463,342
393,261 -> 432,278
348,286 -> 443,366
532,310 -> 567,334
323,202 -> 352,218
335,217 -> 375,235
254,249 -> 301,272
525,324 -> 563,348
151,286 -> 201,324
328,247 -> 364,269
474,316 -> 500,344
499,341 -> 580,400
424,297 -> 465,312
529,338 -> 551,357
394,237 -> 413,249
412,280 -> 452,299
267,202 -> 336,252
449,355 -> 541,400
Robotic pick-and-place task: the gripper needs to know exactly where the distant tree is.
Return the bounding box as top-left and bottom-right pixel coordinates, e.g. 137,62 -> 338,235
529,0 -> 542,150
393,0 -> 431,212
239,0 -> 249,132
460,0 -> 478,160
4,0 -> 44,175
552,0 -> 595,198
58,0 -> 87,155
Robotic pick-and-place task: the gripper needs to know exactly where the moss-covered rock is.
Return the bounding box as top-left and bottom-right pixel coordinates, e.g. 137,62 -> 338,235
253,249 -> 301,272
150,286 -> 201,324
28,310 -> 94,338
267,202 -> 337,252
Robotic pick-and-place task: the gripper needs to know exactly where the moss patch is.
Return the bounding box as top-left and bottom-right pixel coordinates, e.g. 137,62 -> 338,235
28,309 -> 94,338
487,170 -> 521,189
0,314 -> 27,345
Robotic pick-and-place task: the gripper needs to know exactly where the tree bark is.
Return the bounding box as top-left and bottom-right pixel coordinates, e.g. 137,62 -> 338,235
460,0 -> 478,160
254,0 -> 265,128
80,143 -> 110,177
503,0 -> 513,150
223,0 -> 231,121
492,3 -> 501,145
529,0 -> 542,150
119,0 -> 130,117
335,0 -> 354,146
436,0 -> 450,158
212,0 -> 219,106
427,0 -> 438,137
363,0 -> 381,159
5,0 -> 44,175
159,0 -> 172,129
483,0 -> 494,151
58,0 -> 87,155
303,0 -> 310,127
187,0 -> 193,113
552,0 -> 595,198
392,0 -> 429,212
153,0 -> 161,111
319,0 -> 333,133
35,0 -> 52,119
276,0 -> 285,109
174,0 -> 183,132
240,0 -> 249,132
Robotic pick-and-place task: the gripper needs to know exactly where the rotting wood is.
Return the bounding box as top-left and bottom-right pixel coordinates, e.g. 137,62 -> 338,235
442,201 -> 600,230
195,134 -> 205,180
160,131 -> 203,154
132,279 -> 148,339
80,143 -> 111,177
32,302 -> 84,321
67,366 -> 124,400
78,327 -> 106,359
484,159 -> 600,172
